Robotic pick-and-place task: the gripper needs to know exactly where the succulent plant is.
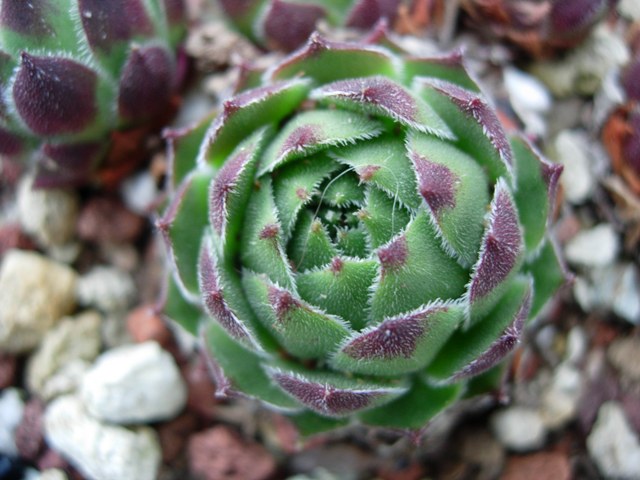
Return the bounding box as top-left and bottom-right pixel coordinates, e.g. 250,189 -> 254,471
217,0 -> 414,51
159,26 -> 566,434
0,0 -> 186,188
460,0 -> 617,58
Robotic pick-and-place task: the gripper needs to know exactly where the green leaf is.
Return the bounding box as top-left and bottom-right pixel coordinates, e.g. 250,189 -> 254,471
288,410 -> 349,437
331,301 -> 464,376
403,50 -> 480,91
242,272 -> 352,360
272,154 -> 340,238
320,170 -> 364,207
330,134 -> 422,209
259,109 -> 384,175
205,79 -> 311,165
288,211 -> 338,272
162,272 -> 201,336
240,177 -> 295,290
203,321 -> 300,410
335,225 -> 368,258
407,131 -> 489,267
358,376 -> 463,429
297,256 -> 378,331
370,212 -> 468,322
359,185 -> 411,249
524,240 -> 568,319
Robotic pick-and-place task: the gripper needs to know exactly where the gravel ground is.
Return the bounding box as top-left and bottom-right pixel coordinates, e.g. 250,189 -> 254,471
1,2 -> 640,480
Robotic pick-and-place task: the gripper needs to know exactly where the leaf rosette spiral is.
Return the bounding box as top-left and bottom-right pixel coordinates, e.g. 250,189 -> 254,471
160,27 -> 566,434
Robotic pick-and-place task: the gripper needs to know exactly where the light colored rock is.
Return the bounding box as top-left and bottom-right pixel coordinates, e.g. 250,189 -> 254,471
490,407 -> 546,452
531,25 -> 629,97
39,360 -> 92,401
44,395 -> 161,480
611,265 -> 640,324
504,67 -> 551,137
565,224 -> 619,268
17,174 -> 78,248
39,469 -> 69,480
565,326 -> 588,365
0,250 -> 77,353
619,0 -> 640,20
540,363 -> 583,429
80,341 -> 187,424
27,311 -> 102,398
587,402 -> 640,479
120,172 -> 158,216
551,130 -> 595,204
0,388 -> 24,455
608,337 -> 640,384
76,266 -> 136,312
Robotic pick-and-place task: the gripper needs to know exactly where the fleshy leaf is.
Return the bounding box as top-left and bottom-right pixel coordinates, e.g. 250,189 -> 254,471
297,256 -> 378,331
162,271 -> 201,336
203,321 -> 300,410
199,235 -> 259,348
260,0 -> 327,52
118,46 -> 174,123
34,142 -> 105,188
407,131 -> 489,267
403,50 -> 480,92
240,177 -> 295,290
288,410 -> 349,437
370,212 -> 468,322
524,240 -> 569,319
346,0 -> 401,29
203,79 -> 311,166
330,134 -> 421,209
549,0 -> 606,38
428,276 -> 531,383
359,185 -> 411,249
209,127 -> 266,258
335,225 -> 368,258
311,76 -> 454,139
13,53 -> 98,136
287,211 -> 338,272
272,154 -> 341,238
157,168 -> 214,297
416,78 -> 513,182
331,301 -> 464,376
269,33 -> 397,84
259,109 -> 383,175
467,180 -> 523,324
266,366 -> 407,417
511,135 -> 563,253
242,272 -> 351,359
358,376 -> 463,429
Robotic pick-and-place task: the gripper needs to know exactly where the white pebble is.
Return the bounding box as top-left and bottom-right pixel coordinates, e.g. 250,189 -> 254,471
0,388 -> 24,456
587,402 -> 640,479
80,341 -> 187,424
491,407 -> 546,451
565,224 -> 619,268
552,130 -> 595,204
44,395 -> 161,480
504,67 -> 552,136
76,266 -> 136,312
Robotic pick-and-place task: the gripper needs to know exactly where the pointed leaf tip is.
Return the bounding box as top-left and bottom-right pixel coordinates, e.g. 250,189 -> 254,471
378,234 -> 408,273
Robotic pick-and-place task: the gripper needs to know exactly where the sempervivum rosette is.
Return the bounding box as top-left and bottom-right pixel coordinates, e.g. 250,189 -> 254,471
0,0 -> 185,187
159,26 -> 566,434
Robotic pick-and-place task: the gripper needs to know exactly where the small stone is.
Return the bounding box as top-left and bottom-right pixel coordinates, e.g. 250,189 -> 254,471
39,361 -> 91,402
185,353 -> 218,420
76,266 -> 136,312
504,67 -> 552,137
565,224 -> 619,268
0,250 -> 77,353
608,337 -> 640,384
156,413 -> 198,463
491,407 -> 547,452
587,401 -> 640,479
15,399 -> 45,461
500,452 -> 570,480
101,313 -> 134,348
565,326 -> 588,365
611,265 -> 640,324
540,363 -> 583,429
26,311 -> 102,398
120,171 -> 159,215
77,196 -> 146,244
550,130 -> 595,204
0,388 -> 24,456
39,469 -> 69,480
460,428 -> 505,480
44,395 -> 161,480
619,0 -> 640,20
80,341 -> 187,424
188,426 -> 276,480
17,175 -> 78,248
289,444 -> 374,479
531,25 -> 630,97
126,304 -> 172,347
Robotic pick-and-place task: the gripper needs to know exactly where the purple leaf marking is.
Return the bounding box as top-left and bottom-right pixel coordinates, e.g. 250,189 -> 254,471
549,0 -> 606,35
278,124 -> 320,159
267,285 -> 299,322
270,372 -> 381,416
451,285 -> 531,381
410,153 -> 457,217
209,149 -> 251,237
378,234 -> 408,274
13,53 -> 97,136
262,0 -> 326,51
469,183 -> 522,302
346,0 -> 401,29
199,240 -> 254,343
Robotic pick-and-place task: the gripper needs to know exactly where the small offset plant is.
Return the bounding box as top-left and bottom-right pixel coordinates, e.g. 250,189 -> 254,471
160,26 -> 566,434
217,0 -> 408,51
0,0 -> 185,187
460,0 -> 616,57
